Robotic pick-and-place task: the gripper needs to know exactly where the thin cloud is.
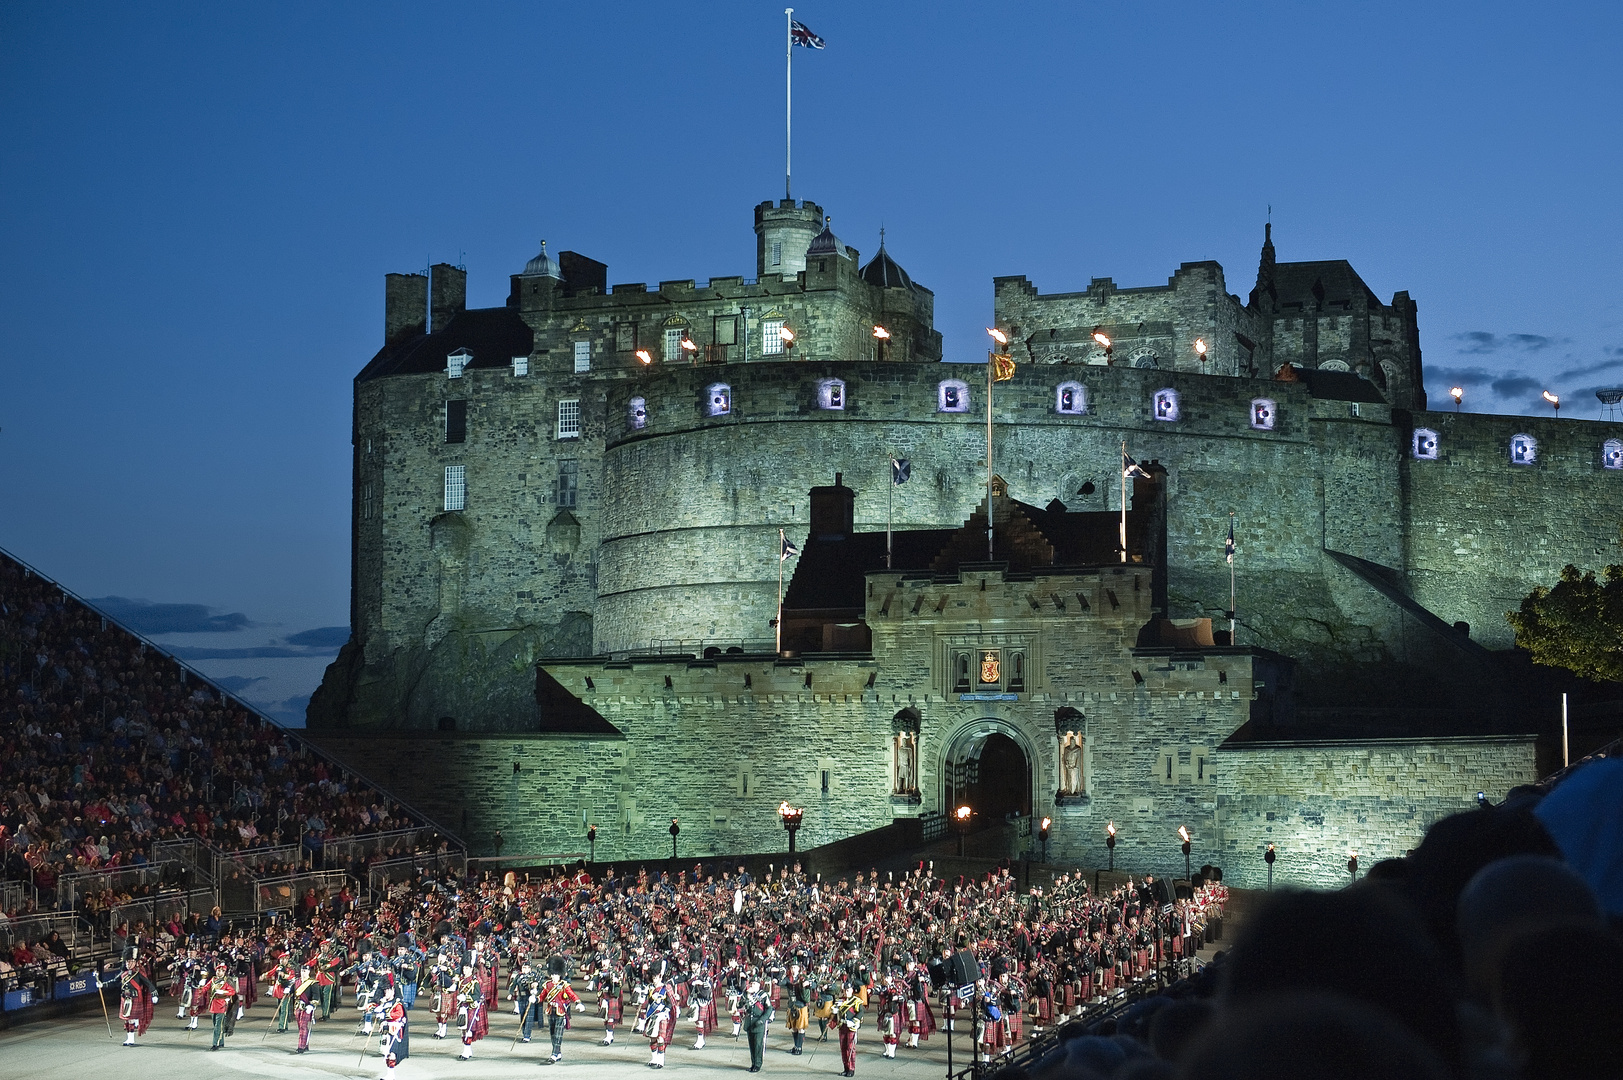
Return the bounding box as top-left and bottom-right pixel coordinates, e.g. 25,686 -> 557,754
1452,331 -> 1500,354
165,644 -> 339,660
282,626 -> 349,648
1555,357 -> 1623,382
1423,365 -> 1498,388
1491,375 -> 1541,399
90,596 -> 251,634
1450,331 -> 1566,356
211,675 -> 267,693
1506,333 -> 1557,352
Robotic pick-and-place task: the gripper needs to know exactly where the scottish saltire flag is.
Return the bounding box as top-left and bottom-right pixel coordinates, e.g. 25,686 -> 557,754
1123,452 -> 1149,479
781,535 -> 800,561
892,458 -> 911,485
1226,517 -> 1236,565
790,20 -> 825,48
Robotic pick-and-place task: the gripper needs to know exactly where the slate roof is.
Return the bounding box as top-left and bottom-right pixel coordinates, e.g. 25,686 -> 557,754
357,307 -> 534,382
1293,367 -> 1388,404
859,245 -> 915,291
1272,260 -> 1382,309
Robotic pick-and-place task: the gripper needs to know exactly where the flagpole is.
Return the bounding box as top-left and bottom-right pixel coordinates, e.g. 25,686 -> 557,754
1119,440 -> 1128,563
778,528 -> 786,654
986,358 -> 995,561
785,8 -> 793,200
887,460 -> 894,569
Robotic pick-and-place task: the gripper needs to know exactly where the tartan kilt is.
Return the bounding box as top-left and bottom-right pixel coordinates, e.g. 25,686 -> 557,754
1062,983 -> 1076,1010
908,998 -> 936,1039
786,1005 -> 810,1032
694,1000 -> 718,1035
646,1011 -> 674,1048
602,991 -> 623,1024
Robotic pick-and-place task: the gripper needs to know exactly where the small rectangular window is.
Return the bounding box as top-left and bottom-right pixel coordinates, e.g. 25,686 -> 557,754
557,460 -> 578,508
361,483 -> 374,520
820,769 -> 830,794
443,465 -> 466,511
1006,650 -> 1026,693
663,327 -> 685,363
616,323 -> 638,352
951,650 -> 972,694
557,399 -> 581,439
511,355 -> 528,377
771,241 -> 783,267
445,399 -> 467,444
713,315 -> 737,346
762,318 -> 785,356
573,340 -> 591,374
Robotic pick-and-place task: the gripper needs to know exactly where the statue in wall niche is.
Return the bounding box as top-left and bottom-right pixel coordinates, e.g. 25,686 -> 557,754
1058,731 -> 1084,795
893,731 -> 919,795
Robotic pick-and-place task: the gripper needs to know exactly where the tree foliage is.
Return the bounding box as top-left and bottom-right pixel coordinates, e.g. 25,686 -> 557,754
1506,564 -> 1623,682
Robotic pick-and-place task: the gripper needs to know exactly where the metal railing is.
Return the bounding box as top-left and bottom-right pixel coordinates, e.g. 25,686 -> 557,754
607,638 -> 778,661
0,911 -> 97,959
151,838 -> 215,886
320,828 -> 441,870
55,862 -> 181,909
365,850 -> 467,899
253,870 -> 354,914
0,879 -> 39,915
106,887 -> 214,939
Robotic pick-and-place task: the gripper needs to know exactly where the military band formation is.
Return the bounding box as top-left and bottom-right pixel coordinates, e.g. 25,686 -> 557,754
91,861 -> 1226,1079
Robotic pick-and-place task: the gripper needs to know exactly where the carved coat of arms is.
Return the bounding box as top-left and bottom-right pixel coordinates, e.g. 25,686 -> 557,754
979,650 -> 1001,685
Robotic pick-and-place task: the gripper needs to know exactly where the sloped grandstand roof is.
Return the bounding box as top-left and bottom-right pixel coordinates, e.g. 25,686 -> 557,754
357,307 -> 534,382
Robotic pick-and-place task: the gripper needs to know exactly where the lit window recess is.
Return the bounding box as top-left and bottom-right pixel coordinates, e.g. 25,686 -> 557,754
817,379 -> 845,410
1412,428 -> 1439,460
443,465 -> 466,511
705,383 -> 732,417
628,396 -> 648,430
1152,388 -> 1180,422
762,319 -> 785,356
938,379 -> 970,413
1055,381 -> 1086,415
1604,439 -> 1623,470
1509,434 -> 1537,465
511,355 -> 528,377
1250,398 -> 1276,431
573,341 -> 590,374
557,399 -> 581,439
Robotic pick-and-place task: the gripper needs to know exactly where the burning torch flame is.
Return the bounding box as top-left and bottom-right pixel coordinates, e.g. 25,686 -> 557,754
1178,825 -> 1191,844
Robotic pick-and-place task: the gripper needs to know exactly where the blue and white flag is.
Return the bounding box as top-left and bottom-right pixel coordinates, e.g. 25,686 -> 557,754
1225,516 -> 1236,565
781,535 -> 800,561
891,458 -> 911,485
1123,452 -> 1149,479
790,19 -> 825,48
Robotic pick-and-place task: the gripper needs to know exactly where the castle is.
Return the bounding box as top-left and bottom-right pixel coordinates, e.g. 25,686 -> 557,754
306,197 -> 1622,888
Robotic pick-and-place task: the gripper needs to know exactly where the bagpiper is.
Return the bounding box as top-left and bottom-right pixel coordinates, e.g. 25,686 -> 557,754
640,975 -> 675,1069
454,961 -> 487,1060
98,955 -> 157,1047
375,984 -> 411,1080
537,959 -> 584,1063
292,962 -> 330,1054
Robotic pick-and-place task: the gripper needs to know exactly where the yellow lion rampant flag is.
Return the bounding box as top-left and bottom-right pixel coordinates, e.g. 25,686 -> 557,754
991,353 -> 1016,381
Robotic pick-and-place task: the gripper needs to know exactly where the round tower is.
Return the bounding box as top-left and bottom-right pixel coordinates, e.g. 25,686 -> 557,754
755,198 -> 824,279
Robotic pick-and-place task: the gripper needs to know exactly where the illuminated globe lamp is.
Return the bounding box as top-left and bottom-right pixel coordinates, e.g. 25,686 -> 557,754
1194,338 -> 1208,366
635,349 -> 653,365
778,325 -> 796,354
778,802 -> 805,857
955,804 -> 972,857
1093,331 -> 1113,362
1178,825 -> 1193,882
680,334 -> 699,361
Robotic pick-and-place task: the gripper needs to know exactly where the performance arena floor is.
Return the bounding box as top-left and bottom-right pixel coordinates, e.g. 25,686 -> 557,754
1,1000 -> 980,1080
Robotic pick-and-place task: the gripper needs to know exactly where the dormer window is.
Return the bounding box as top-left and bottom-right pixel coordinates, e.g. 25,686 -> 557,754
1250,398 -> 1276,431
1413,428 -> 1439,460
1055,381 -> 1086,415
1153,388 -> 1181,421
511,355 -> 528,377
938,379 -> 970,413
447,349 -> 472,378
817,379 -> 846,410
705,383 -> 732,417
1510,434 -> 1537,465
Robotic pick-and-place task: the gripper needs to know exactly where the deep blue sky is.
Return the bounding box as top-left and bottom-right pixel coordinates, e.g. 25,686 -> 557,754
3,2 -> 1620,722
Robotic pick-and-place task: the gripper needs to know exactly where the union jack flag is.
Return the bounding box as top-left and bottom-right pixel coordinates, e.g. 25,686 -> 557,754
790,20 -> 825,48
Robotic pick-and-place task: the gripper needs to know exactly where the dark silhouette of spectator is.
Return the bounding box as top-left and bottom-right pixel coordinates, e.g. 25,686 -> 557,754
1494,922 -> 1623,1080
1178,993 -> 1449,1080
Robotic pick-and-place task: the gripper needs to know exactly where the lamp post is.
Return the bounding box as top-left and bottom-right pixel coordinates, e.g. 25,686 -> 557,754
1093,331 -> 1113,363
1106,821 -> 1117,872
669,818 -> 680,862
1543,390 -> 1560,415
779,325 -> 796,355
778,802 -> 804,858
873,325 -> 890,362
1178,825 -> 1192,883
1194,338 -> 1208,369
1450,386 -> 1463,412
955,805 -> 971,858
1038,816 -> 1051,865
1265,844 -> 1275,891
1347,854 -> 1358,885
587,824 -> 597,864
635,349 -> 653,366
680,335 -> 699,363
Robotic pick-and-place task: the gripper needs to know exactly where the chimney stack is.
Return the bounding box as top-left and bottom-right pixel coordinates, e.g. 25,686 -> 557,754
430,263 -> 467,333
384,272 -> 427,344
809,472 -> 855,541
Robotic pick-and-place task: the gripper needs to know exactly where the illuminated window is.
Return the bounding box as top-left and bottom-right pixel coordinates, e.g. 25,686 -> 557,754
705,383 -> 732,416
557,399 -> 581,439
762,318 -> 785,356
1055,381 -> 1086,415
818,378 -> 845,410
1153,388 -> 1180,421
443,466 -> 466,511
1250,398 -> 1276,431
628,396 -> 648,430
573,340 -> 591,373
446,348 -> 471,378
938,379 -> 970,413
1604,439 -> 1623,470
511,355 -> 528,376
1510,433 -> 1537,465
663,327 -> 685,363
1412,428 -> 1439,460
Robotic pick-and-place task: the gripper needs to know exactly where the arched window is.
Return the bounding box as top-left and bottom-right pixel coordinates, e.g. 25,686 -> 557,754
817,379 -> 846,410
1130,351 -> 1160,369
1412,428 -> 1439,460
628,396 -> 648,430
1317,358 -> 1350,372
1152,388 -> 1180,422
705,383 -> 732,417
938,379 -> 970,413
1509,433 -> 1537,465
1250,398 -> 1276,431
1604,439 -> 1623,470
1055,381 -> 1086,415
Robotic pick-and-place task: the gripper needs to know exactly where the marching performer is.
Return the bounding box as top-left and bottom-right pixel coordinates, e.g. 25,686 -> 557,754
375,985 -> 411,1080
454,961 -> 487,1060
781,960 -> 814,1056
640,975 -> 675,1069
833,981 -> 864,1078
538,959 -> 583,1063
293,962 -> 330,1054
98,956 -> 157,1047
592,952 -> 626,1045
688,961 -> 717,1050
510,957 -> 541,1043
204,961 -> 239,1051
741,977 -> 769,1073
